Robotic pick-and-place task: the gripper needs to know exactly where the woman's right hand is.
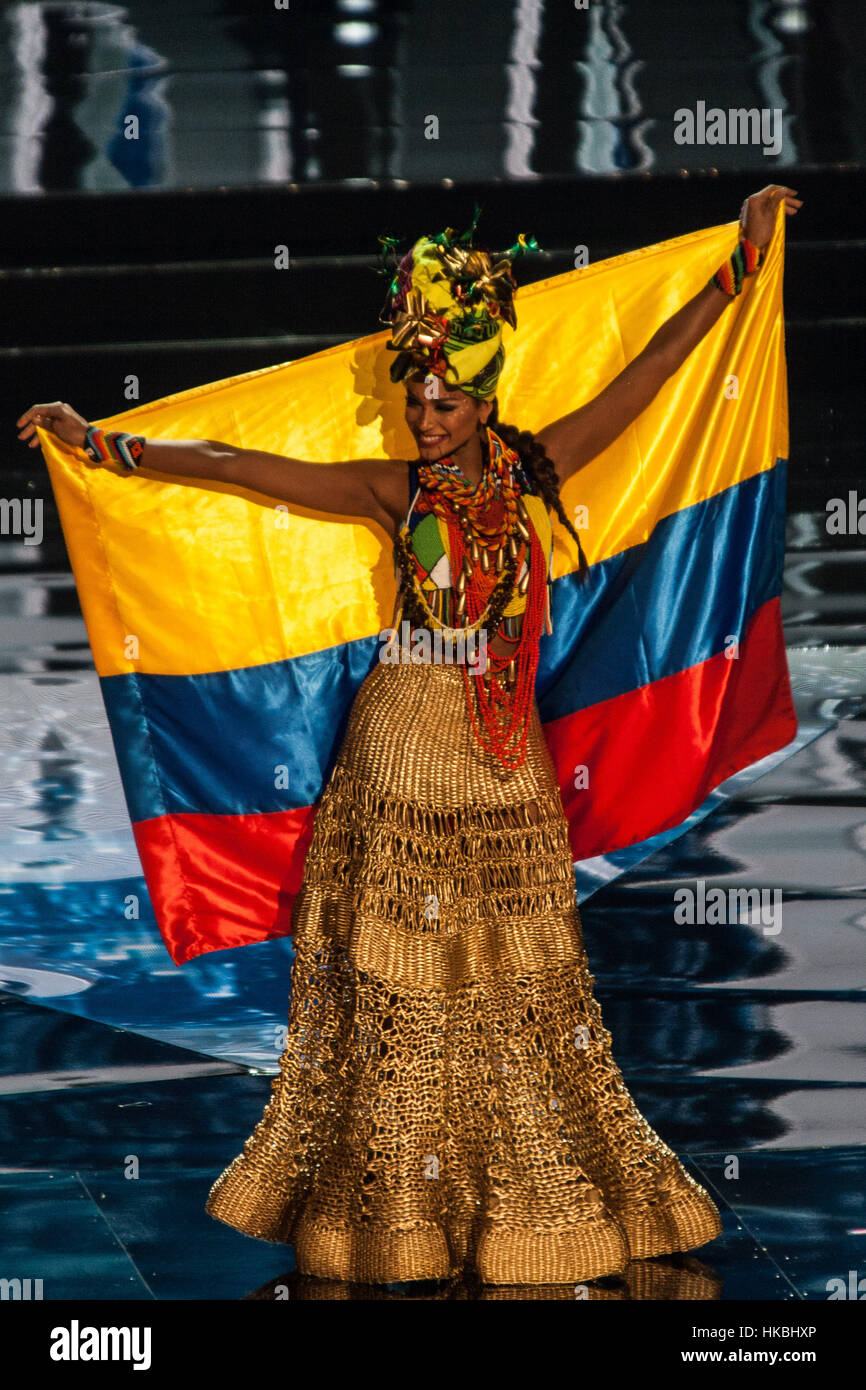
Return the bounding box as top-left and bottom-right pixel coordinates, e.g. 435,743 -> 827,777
16,401 -> 89,451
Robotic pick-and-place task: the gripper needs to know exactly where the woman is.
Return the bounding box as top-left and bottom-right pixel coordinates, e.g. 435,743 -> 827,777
17,184 -> 802,1288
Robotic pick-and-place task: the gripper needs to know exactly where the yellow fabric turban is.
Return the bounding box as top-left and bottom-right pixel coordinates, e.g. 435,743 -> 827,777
380,221 -> 539,398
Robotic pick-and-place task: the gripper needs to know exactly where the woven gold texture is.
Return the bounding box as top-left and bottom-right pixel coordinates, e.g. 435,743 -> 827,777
206,659 -> 722,1285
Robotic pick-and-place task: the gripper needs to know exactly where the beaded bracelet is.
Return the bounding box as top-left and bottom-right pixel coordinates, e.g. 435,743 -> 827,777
710,234 -> 764,298
83,424 -> 146,471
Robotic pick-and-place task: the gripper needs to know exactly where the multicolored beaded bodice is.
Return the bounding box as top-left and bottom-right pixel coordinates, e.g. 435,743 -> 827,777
398,447 -> 553,641
391,427 -> 554,769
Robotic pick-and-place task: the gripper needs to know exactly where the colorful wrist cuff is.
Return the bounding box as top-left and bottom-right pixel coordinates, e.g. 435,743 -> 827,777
710,234 -> 764,298
83,425 -> 146,471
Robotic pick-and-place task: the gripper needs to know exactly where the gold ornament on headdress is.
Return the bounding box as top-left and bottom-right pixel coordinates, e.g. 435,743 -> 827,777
377,214 -> 540,396
437,245 -> 519,329
388,288 -> 449,353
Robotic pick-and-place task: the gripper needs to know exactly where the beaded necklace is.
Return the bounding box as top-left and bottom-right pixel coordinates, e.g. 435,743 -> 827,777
397,427 -> 548,770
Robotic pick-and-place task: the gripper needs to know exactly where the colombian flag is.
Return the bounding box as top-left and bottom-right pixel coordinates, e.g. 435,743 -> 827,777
40,205 -> 796,965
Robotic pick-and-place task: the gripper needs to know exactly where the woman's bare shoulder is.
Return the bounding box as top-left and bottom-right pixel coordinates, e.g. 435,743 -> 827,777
353,456 -> 413,538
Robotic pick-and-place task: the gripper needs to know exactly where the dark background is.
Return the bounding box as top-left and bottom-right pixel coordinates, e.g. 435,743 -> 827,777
1,0 -> 864,591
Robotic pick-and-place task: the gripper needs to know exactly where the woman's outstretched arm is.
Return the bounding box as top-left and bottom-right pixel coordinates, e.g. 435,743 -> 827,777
16,402 -> 409,537
537,184 -> 803,486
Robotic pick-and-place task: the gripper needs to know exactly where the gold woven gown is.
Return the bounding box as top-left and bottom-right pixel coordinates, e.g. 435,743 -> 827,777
206,653 -> 722,1285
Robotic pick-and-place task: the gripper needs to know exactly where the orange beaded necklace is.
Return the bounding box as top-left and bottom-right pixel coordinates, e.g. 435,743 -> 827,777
409,427 -> 548,770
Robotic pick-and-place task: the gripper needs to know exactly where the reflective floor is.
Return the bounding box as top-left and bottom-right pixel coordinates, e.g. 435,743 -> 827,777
0,547 -> 864,1298
0,989 -> 862,1300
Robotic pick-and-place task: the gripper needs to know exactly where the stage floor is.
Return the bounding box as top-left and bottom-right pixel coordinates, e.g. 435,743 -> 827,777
0,578 -> 864,1299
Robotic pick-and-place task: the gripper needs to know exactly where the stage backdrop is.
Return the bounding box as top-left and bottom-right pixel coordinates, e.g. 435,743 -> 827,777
40,205 -> 796,965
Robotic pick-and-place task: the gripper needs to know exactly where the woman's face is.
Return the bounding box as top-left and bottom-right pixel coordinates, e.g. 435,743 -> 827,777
403,375 -> 492,461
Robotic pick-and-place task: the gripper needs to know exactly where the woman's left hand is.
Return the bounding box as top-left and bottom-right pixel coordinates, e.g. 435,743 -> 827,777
739,185 -> 803,250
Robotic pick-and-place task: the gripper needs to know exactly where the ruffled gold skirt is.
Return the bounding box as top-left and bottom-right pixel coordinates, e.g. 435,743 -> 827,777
206,656 -> 722,1285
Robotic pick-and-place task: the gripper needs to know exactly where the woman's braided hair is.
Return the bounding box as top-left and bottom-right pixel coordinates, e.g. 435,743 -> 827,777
486,399 -> 589,580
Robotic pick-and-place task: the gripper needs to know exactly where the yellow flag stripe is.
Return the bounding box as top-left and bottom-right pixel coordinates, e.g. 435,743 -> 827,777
41,214 -> 785,677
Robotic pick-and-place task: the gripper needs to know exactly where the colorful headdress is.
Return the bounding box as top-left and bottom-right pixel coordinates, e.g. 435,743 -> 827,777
378,207 -> 539,399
